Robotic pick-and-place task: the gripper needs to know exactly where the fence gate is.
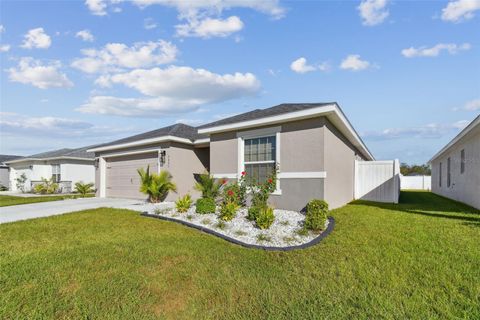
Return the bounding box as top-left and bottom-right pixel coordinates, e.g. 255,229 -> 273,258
354,159 -> 400,203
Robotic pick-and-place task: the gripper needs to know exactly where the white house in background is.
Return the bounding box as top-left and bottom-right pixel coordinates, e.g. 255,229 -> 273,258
429,115 -> 480,209
5,147 -> 95,193
0,155 -> 23,190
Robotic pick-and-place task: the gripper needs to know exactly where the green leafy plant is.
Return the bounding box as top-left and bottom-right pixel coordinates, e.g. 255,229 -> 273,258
219,201 -> 238,221
305,199 -> 328,231
249,166 -> 278,209
195,197 -> 216,214
15,173 -> 27,193
0,184 -> 8,191
234,230 -> 247,236
137,166 -> 177,203
215,220 -> 226,230
74,181 -> 95,196
194,172 -> 223,199
175,194 -> 192,213
247,206 -> 260,221
296,227 -> 309,237
255,206 -> 275,229
222,183 -> 241,206
256,233 -> 272,242
33,177 -> 58,194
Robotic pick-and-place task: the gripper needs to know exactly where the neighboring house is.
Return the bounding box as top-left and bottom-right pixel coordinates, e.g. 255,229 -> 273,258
0,155 -> 23,189
429,115 -> 480,209
90,103 -> 374,210
5,147 -> 95,193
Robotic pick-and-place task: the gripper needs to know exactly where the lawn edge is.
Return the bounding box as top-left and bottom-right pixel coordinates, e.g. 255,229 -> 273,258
141,212 -> 335,251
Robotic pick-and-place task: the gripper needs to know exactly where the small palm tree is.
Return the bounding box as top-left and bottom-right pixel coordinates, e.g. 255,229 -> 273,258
137,166 -> 177,202
194,172 -> 222,199
74,181 -> 95,196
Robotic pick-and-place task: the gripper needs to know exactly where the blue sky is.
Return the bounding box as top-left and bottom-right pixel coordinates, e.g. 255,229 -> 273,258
0,0 -> 479,164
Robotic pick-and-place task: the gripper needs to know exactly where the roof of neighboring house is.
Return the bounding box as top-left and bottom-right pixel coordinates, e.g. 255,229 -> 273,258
429,114 -> 480,163
5,146 -> 95,164
88,123 -> 208,152
198,103 -> 334,129
0,155 -> 23,167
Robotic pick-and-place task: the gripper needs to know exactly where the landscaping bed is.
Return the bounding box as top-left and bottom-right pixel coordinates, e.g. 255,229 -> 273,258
141,203 -> 333,248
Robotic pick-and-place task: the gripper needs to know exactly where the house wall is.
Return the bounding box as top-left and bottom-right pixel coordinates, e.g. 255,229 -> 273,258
61,161 -> 95,186
95,141 -> 208,200
210,117 -> 333,211
0,167 -> 10,189
323,119 -> 362,209
431,124 -> 480,209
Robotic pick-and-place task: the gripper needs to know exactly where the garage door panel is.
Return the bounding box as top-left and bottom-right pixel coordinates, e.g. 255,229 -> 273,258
106,152 -> 158,199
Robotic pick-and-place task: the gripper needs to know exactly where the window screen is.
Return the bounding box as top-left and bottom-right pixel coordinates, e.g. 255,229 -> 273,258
244,136 -> 276,183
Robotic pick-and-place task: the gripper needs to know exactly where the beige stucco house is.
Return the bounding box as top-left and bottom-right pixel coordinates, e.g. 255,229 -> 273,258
429,115 -> 480,209
89,103 -> 374,210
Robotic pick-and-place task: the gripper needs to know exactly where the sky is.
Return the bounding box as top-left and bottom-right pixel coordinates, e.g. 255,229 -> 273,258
0,0 -> 479,164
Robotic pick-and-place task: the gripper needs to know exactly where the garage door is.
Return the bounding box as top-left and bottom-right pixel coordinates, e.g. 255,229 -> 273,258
106,152 -> 158,199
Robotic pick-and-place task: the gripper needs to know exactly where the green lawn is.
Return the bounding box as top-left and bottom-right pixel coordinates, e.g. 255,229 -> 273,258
0,191 -> 479,319
0,194 -> 94,207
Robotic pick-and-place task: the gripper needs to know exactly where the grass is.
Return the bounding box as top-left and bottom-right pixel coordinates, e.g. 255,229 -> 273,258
0,191 -> 479,319
0,193 -> 94,207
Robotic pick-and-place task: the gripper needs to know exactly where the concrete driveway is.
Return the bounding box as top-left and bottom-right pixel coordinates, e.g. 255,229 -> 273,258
0,198 -> 145,224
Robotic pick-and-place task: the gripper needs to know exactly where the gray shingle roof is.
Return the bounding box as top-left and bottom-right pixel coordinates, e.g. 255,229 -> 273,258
198,103 -> 335,129
94,123 -> 207,149
0,155 -> 23,165
27,146 -> 95,160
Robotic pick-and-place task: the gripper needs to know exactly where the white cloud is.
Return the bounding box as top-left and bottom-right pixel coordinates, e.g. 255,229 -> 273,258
0,25 -> 5,33
401,43 -> 471,58
85,0 -> 108,16
441,0 -> 480,22
78,66 -> 260,117
463,98 -> 480,111
71,40 -> 177,73
76,29 -> 95,42
358,0 -> 389,26
144,18 -> 157,30
290,57 -> 316,74
21,28 -> 51,49
0,44 -> 10,52
362,120 -> 470,140
7,57 -> 73,89
340,54 -> 371,71
176,16 -> 244,38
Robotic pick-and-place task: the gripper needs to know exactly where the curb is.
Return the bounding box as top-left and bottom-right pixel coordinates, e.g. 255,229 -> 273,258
140,212 -> 335,251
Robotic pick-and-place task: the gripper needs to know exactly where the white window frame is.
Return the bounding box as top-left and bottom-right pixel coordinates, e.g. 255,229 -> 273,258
51,164 -> 61,183
237,126 -> 281,195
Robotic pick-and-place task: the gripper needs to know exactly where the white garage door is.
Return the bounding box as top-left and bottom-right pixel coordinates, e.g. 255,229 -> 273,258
106,152 -> 158,199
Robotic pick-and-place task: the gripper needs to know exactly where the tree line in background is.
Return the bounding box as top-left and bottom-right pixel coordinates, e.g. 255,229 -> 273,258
400,163 -> 431,176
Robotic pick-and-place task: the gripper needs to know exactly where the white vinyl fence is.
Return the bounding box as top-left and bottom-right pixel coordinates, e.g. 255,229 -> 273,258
400,175 -> 431,190
354,159 -> 400,203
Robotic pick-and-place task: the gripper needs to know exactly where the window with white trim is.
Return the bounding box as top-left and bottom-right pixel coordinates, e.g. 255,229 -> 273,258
244,136 -> 276,184
52,164 -> 61,183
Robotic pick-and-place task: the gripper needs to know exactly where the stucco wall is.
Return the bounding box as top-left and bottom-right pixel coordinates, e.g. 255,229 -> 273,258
431,125 -> 480,209
323,120 -> 359,209
210,131 -> 238,174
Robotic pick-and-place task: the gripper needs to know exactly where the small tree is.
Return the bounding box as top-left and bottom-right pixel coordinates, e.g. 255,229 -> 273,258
194,172 -> 223,199
15,173 -> 28,193
33,177 -> 58,194
74,181 -> 95,196
138,166 -> 177,203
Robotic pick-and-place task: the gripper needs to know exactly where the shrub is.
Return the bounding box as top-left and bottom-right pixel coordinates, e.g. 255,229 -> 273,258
219,201 -> 238,221
222,183 -> 241,206
305,199 -> 328,231
256,233 -> 272,242
247,206 -> 260,221
195,197 -> 216,214
0,184 -> 8,191
74,181 -> 95,196
137,166 -> 177,203
194,172 -> 223,199
215,220 -> 226,230
255,206 -> 275,229
33,177 -> 58,194
249,166 -> 278,209
15,173 -> 27,193
175,194 -> 192,213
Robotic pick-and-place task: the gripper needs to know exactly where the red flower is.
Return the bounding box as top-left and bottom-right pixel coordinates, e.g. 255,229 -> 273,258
227,190 -> 234,196
268,179 -> 273,184
221,179 -> 227,185
241,171 -> 246,176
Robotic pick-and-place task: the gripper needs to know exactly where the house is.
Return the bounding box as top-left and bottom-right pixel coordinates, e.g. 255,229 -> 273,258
5,147 -> 95,193
89,103 -> 374,210
0,155 -> 23,190
429,115 -> 480,209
